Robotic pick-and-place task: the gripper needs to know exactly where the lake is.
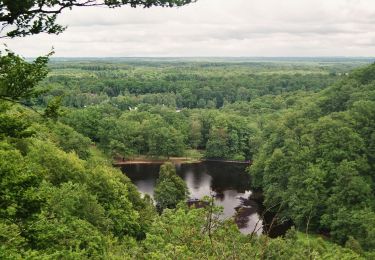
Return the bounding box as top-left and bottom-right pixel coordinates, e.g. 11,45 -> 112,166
120,161 -> 264,235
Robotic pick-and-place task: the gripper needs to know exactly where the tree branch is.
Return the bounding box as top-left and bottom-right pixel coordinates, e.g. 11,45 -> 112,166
0,96 -> 43,115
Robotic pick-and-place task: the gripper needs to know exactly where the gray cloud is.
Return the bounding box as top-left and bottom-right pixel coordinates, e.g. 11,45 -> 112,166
3,0 -> 375,57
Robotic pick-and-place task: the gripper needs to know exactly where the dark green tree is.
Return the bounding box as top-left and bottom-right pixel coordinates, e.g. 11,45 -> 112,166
154,162 -> 188,212
44,96 -> 62,120
205,127 -> 229,159
249,64 -> 375,251
0,50 -> 50,102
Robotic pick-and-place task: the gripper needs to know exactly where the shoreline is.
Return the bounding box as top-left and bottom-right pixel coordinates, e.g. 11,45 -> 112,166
113,157 -> 251,166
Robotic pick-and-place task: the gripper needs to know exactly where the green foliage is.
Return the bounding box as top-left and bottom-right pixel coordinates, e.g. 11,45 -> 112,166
26,139 -> 88,185
345,236 -> 364,255
49,122 -> 92,159
0,127 -> 149,257
26,182 -> 110,255
0,50 -> 50,101
137,204 -> 363,259
0,104 -> 34,139
206,126 -> 230,158
43,95 -> 62,120
1,57 -> 374,257
0,224 -> 24,258
43,58 -> 361,161
0,147 -> 43,222
249,64 -> 375,250
154,163 -> 189,211
43,59 -> 343,110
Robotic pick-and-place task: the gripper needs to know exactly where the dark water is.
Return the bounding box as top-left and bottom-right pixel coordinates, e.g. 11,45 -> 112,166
120,162 -> 264,235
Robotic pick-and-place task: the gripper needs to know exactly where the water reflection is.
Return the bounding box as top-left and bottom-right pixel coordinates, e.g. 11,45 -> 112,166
121,161 -> 262,234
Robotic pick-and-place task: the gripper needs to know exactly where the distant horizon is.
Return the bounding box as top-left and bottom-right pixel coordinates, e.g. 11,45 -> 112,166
5,0 -> 375,57
43,56 -> 375,59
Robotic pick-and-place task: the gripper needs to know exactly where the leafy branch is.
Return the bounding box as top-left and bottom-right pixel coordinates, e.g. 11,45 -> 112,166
0,0 -> 196,38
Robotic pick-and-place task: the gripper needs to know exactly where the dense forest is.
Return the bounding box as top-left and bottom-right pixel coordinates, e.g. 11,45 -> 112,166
1,54 -> 375,258
32,58 -> 372,161
1,0 -> 375,258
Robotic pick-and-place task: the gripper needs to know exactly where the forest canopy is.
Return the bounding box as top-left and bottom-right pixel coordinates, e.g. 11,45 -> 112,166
1,57 -> 374,258
1,0 -> 375,258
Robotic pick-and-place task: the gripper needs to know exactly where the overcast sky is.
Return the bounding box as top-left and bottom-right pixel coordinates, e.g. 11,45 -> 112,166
3,0 -> 375,57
